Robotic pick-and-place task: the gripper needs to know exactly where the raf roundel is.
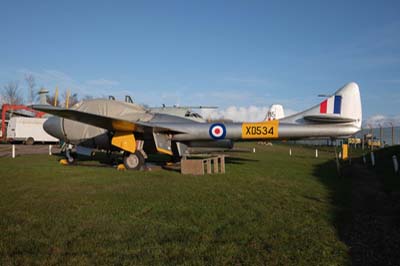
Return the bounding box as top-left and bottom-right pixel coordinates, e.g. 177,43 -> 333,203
209,123 -> 226,140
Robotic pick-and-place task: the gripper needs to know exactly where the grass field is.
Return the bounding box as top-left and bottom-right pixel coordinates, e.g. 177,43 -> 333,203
0,143 -> 353,265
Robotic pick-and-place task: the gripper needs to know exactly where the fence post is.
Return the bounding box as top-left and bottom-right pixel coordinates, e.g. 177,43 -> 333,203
369,125 -> 374,151
49,145 -> 52,156
289,148 -> 292,156
12,144 -> 15,158
393,155 -> 399,174
391,123 -> 394,146
371,152 -> 375,167
315,149 -> 318,158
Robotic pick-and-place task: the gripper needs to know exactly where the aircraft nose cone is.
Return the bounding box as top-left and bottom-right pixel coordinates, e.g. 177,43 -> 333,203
43,116 -> 65,140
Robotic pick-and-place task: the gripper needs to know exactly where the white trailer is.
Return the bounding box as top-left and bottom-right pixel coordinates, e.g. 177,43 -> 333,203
6,117 -> 59,144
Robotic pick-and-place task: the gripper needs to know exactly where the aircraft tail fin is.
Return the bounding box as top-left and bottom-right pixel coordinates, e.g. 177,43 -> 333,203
264,104 -> 285,121
280,82 -> 362,129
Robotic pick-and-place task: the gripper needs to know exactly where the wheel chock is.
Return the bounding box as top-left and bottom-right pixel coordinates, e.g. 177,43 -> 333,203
59,159 -> 69,165
117,164 -> 126,171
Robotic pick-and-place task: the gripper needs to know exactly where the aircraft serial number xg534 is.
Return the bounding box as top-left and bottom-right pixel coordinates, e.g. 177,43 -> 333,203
33,82 -> 362,170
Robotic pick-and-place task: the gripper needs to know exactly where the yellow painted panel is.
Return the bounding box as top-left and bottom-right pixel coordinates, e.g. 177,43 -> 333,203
65,89 -> 70,109
54,87 -> 58,107
241,120 -> 279,139
112,132 -> 136,153
111,120 -> 137,132
342,144 -> 348,160
157,147 -> 173,156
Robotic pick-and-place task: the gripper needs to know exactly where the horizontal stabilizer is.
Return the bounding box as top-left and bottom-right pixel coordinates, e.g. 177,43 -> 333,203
303,115 -> 357,123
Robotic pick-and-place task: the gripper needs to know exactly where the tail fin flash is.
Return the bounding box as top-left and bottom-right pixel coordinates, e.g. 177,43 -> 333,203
281,82 -> 362,129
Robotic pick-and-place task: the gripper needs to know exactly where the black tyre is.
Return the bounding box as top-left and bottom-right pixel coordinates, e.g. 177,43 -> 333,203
123,151 -> 145,170
25,137 -> 34,145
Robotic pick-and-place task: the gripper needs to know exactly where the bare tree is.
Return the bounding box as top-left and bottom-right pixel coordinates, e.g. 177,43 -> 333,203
46,94 -> 60,107
25,74 -> 36,104
46,89 -> 60,107
83,95 -> 93,101
69,93 -> 79,107
2,81 -> 23,105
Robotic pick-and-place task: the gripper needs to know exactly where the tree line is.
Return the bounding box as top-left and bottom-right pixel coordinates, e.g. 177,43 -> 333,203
1,74 -> 82,107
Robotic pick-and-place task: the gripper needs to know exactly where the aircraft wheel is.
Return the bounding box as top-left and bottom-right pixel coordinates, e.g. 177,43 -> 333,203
123,151 -> 144,170
67,154 -> 75,164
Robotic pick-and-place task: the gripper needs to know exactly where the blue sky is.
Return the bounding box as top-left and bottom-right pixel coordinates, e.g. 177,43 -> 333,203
0,0 -> 399,123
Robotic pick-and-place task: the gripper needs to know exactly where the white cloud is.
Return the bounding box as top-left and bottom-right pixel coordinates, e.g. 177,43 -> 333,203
364,114 -> 400,127
42,70 -> 75,82
16,69 -> 122,98
85,78 -> 119,87
201,107 -> 400,128
18,68 -> 81,90
224,77 -> 272,86
200,105 -> 297,122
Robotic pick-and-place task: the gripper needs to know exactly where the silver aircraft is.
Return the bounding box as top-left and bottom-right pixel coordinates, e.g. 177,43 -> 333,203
32,82 -> 362,170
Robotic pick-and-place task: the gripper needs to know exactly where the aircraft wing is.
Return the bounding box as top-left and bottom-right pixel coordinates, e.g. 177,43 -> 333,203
31,104 -> 178,133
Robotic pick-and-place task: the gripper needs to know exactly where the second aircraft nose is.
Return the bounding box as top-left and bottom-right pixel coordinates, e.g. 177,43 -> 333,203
43,116 -> 65,140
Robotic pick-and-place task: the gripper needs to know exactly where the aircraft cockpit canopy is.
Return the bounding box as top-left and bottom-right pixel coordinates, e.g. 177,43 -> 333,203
185,110 -> 203,119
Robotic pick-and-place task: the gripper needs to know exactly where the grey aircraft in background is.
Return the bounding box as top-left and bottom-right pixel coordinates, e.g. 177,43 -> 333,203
149,105 -> 216,123
32,82 -> 362,170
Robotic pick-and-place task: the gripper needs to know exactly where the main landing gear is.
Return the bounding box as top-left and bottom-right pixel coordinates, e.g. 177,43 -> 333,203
58,143 -> 76,165
123,151 -> 145,170
65,144 -> 75,164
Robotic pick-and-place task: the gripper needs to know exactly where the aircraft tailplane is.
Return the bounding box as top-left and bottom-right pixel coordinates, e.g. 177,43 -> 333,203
280,82 -> 362,129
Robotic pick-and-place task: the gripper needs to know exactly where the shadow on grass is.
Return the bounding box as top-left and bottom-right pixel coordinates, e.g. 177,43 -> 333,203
313,151 -> 400,266
225,156 -> 259,165
160,156 -> 260,173
53,150 -> 260,174
311,158 -> 352,239
51,152 -> 121,169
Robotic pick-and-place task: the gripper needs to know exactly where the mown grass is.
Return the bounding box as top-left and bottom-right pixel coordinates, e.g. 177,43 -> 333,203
0,143 -> 352,265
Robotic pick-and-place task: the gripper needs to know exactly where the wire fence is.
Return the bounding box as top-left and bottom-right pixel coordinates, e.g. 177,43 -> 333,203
290,126 -> 400,147
355,126 -> 400,146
